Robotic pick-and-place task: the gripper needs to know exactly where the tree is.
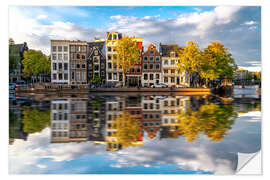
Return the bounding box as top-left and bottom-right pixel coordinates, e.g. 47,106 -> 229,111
22,107 -> 50,134
114,36 -> 141,87
203,41 -> 237,80
111,111 -> 142,148
176,41 -> 202,87
9,45 -> 21,72
22,49 -> 51,83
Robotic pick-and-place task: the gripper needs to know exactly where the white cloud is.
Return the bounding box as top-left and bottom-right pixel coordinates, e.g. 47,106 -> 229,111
242,21 -> 257,26
37,14 -> 48,20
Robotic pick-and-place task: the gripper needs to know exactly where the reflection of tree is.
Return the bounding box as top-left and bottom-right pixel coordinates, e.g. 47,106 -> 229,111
177,103 -> 237,142
22,107 -> 50,134
9,110 -> 20,139
111,112 -> 142,148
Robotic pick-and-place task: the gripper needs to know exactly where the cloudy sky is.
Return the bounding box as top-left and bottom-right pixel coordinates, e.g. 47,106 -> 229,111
9,110 -> 261,174
9,6 -> 261,71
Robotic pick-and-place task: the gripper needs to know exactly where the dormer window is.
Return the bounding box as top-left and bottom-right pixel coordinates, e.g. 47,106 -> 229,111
150,50 -> 154,54
170,51 -> 176,57
94,50 -> 98,55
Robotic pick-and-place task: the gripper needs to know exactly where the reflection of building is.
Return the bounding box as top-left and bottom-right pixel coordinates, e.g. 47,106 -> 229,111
142,96 -> 162,139
142,44 -> 162,87
87,41 -> 107,84
50,99 -> 70,143
160,44 -> 187,87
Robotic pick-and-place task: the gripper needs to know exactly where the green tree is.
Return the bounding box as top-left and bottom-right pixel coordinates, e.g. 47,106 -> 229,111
9,45 -> 21,72
203,41 -> 237,79
91,74 -> 102,86
22,49 -> 51,82
9,110 -> 20,139
176,41 -> 202,87
114,36 -> 141,87
22,107 -> 50,134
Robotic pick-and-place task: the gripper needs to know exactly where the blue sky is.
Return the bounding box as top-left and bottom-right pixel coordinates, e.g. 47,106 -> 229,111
9,6 -> 261,71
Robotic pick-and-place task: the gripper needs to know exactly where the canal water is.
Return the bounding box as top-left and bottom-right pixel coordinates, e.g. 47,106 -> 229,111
8,88 -> 261,174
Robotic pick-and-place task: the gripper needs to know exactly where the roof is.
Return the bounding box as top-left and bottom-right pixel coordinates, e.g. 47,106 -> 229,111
159,43 -> 182,57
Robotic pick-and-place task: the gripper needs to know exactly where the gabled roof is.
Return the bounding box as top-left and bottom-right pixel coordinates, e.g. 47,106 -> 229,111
87,41 -> 105,59
159,43 -> 182,57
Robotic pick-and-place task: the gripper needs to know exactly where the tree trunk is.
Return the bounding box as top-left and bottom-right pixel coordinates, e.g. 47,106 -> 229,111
188,72 -> 191,88
123,71 -> 126,87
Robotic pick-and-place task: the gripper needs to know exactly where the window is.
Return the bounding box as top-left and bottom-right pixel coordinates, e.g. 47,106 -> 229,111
130,68 -> 135,73
108,62 -> 112,69
144,103 -> 148,109
58,46 -> 62,52
70,45 -> 75,52
164,101 -> 168,106
94,65 -> 99,71
150,50 -> 154,54
76,72 -> 80,80
164,69 -> 168,74
82,63 -> 86,69
171,60 -> 175,65
58,54 -> 62,60
64,63 -> 68,70
76,53 -> 80,59
76,63 -> 80,69
64,54 -> 68,60
71,53 -> 75,60
156,56 -> 160,61
150,74 -> 154,80
171,101 -> 175,106
164,77 -> 168,83
53,74 -> 57,80
170,52 -> 176,57
81,54 -> 86,59
82,72 -> 86,81
171,69 -> 175,74
144,56 -> 147,61
53,63 -> 57,70
156,104 -> 160,109
58,63 -> 62,71
52,46 -> 56,52
101,63 -> 105,69
94,50 -> 98,55
76,46 -> 80,52
156,64 -> 160,70
144,74 -> 148,80
164,60 -> 168,65
108,55 -> 111,60
107,47 -> 112,52
156,74 -> 160,79
93,56 -> 99,63
64,73 -> 68,80
150,56 -> 154,61
82,46 -> 86,52
143,64 -> 147,70
113,73 -> 117,80
171,77 -> 175,83
64,46 -> 68,52
71,62 -> 75,69
59,73 -> 63,80
136,67 -> 141,73
150,103 -> 154,109
71,72 -> 75,80
52,54 -> 56,60
108,73 -> 112,80
113,34 -> 117,40
150,64 -> 153,69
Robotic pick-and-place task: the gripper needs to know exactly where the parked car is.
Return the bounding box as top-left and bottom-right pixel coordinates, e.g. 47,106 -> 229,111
151,83 -> 168,88
9,83 -> 16,90
176,84 -> 188,88
115,82 -> 123,88
14,80 -> 27,88
101,82 -> 115,88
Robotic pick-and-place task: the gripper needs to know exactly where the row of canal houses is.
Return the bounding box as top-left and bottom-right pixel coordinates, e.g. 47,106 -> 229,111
51,32 -> 188,87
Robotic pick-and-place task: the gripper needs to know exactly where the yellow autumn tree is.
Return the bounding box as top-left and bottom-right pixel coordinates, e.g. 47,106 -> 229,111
114,36 -> 141,86
111,112 -> 142,148
176,41 -> 202,87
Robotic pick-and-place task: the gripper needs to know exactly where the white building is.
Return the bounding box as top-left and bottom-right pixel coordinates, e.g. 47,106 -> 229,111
51,40 -> 70,84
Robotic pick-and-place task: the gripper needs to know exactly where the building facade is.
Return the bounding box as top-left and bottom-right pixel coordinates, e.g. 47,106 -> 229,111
69,41 -> 88,85
87,41 -> 107,85
142,44 -> 162,87
51,40 -> 70,84
160,44 -> 188,87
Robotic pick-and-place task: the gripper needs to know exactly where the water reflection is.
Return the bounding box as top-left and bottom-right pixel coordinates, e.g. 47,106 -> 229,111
9,93 -> 261,174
